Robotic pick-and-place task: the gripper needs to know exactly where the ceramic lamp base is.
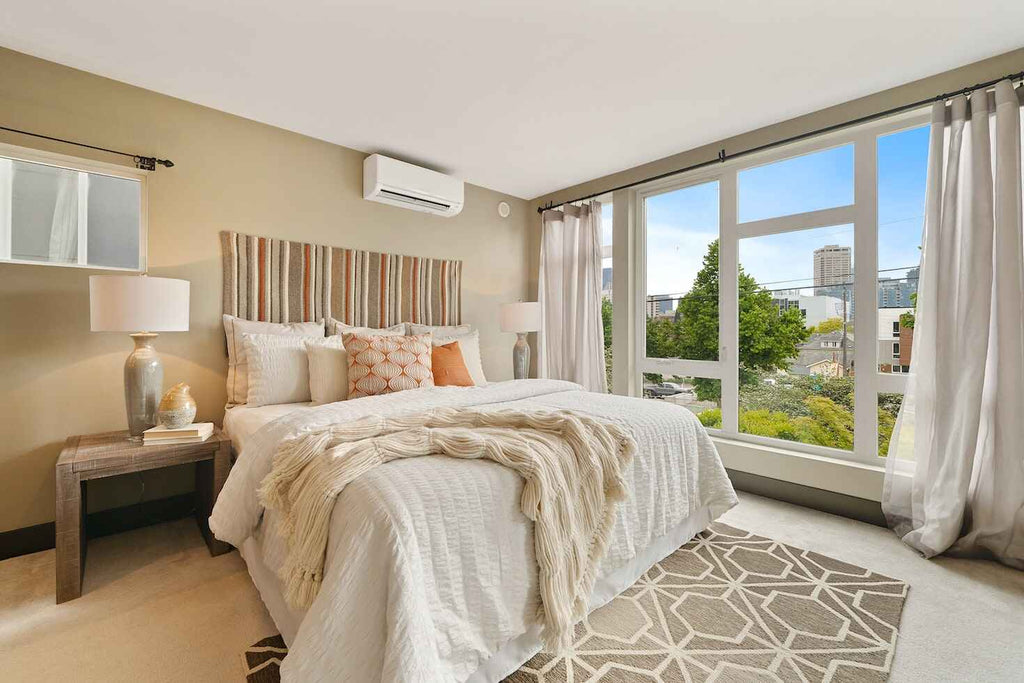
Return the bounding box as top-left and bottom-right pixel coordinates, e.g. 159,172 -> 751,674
513,332 -> 530,380
124,333 -> 163,437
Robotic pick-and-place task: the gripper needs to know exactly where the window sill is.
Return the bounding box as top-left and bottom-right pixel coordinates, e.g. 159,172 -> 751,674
710,435 -> 885,502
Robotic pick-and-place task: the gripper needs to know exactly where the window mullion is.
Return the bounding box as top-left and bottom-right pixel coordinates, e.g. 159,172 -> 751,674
76,171 -> 89,265
853,132 -> 879,460
719,172 -> 739,434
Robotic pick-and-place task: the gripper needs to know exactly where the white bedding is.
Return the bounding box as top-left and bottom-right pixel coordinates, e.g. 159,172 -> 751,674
212,380 -> 737,682
223,402 -> 312,454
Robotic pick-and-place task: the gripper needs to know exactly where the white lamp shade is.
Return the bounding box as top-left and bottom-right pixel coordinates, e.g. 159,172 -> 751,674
90,276 -> 190,332
500,301 -> 542,333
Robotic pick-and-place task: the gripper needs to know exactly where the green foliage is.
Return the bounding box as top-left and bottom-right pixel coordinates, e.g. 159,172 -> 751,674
649,240 -> 808,403
602,297 -> 613,391
877,406 -> 896,457
739,409 -> 803,441
738,379 -> 811,417
793,396 -> 854,450
697,408 -> 722,429
811,317 -> 844,334
878,392 -> 903,417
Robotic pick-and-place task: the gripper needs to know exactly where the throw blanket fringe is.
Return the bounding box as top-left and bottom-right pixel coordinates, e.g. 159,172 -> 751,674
258,407 -> 636,651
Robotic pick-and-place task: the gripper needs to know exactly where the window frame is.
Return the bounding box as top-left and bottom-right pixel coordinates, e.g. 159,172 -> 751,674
0,141 -> 149,272
627,109 -> 929,466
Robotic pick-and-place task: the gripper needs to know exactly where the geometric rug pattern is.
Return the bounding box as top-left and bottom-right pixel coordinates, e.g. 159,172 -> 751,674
245,523 -> 908,683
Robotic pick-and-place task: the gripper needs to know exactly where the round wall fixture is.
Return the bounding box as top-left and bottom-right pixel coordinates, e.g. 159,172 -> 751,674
498,201 -> 511,218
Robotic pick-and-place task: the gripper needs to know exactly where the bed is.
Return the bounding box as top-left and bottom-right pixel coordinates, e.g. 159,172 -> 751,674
211,232 -> 737,681
211,379 -> 737,682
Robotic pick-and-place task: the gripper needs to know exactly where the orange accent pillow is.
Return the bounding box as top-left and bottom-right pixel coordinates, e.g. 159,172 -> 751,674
343,333 -> 434,398
431,341 -> 475,387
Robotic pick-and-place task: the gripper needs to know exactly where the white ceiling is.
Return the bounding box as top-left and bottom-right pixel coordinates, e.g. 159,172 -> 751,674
1,1 -> 1022,199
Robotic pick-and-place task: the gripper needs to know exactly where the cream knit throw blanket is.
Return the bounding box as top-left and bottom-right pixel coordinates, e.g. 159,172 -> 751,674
258,407 -> 636,651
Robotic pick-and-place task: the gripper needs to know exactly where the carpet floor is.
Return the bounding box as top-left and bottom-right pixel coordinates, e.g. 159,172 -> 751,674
2,491 -> 1022,681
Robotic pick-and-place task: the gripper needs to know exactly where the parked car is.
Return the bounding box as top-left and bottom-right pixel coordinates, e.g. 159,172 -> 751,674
643,382 -> 684,399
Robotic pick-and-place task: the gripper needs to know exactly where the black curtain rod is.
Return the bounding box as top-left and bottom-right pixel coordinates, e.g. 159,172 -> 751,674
537,69 -> 1024,214
0,125 -> 174,171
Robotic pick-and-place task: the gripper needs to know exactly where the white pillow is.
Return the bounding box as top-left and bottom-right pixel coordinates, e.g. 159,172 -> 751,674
433,329 -> 486,386
243,333 -> 319,407
223,315 -> 324,405
409,323 -> 473,337
305,337 -> 348,405
327,317 -> 407,337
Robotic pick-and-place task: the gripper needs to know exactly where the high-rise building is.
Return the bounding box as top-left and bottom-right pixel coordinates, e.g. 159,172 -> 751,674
813,245 -> 852,290
645,296 -> 674,318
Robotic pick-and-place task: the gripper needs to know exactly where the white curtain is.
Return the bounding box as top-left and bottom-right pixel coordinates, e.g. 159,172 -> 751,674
883,80 -> 1024,569
48,169 -> 79,263
538,201 -> 607,392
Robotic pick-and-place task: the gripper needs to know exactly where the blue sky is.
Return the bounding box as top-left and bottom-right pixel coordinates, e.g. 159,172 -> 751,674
625,124 -> 929,298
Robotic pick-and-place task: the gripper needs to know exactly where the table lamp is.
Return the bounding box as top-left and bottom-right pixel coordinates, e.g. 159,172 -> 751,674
90,275 -> 190,438
499,301 -> 541,380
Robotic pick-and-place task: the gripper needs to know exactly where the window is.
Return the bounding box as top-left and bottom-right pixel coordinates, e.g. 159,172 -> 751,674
0,144 -> 146,270
738,144 -> 854,222
625,110 -> 930,464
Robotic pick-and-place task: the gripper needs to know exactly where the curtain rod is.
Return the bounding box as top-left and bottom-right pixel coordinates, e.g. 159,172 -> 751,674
537,69 -> 1024,214
0,125 -> 174,171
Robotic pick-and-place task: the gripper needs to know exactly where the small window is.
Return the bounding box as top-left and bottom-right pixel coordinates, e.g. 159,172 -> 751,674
0,148 -> 145,270
892,342 -> 900,357
892,321 -> 900,335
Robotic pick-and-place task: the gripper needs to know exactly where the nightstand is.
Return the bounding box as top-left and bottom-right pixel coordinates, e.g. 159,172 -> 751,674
55,428 -> 232,603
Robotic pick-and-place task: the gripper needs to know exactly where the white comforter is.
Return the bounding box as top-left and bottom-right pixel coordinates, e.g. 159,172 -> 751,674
210,379 -> 737,682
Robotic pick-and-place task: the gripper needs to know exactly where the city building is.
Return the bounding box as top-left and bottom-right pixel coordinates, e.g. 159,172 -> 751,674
645,295 -> 675,318
878,266 -> 919,308
771,291 -> 847,328
791,331 -> 855,377
813,244 -> 852,290
878,307 -> 913,372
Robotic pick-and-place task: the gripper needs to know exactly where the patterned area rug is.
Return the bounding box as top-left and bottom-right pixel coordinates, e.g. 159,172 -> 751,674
243,523 -> 908,682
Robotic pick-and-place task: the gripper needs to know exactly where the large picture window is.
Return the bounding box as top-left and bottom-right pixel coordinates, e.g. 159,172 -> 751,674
630,112 -> 928,465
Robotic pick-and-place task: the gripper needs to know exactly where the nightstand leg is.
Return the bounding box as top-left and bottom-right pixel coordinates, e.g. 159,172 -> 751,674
55,463 -> 84,603
195,440 -> 232,556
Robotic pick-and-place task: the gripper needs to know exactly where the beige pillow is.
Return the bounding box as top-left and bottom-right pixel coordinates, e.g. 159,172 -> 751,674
327,317 -> 407,337
305,337 -> 348,405
408,323 -> 473,337
432,330 -> 487,386
243,333 -> 319,407
344,333 -> 434,399
223,315 -> 324,404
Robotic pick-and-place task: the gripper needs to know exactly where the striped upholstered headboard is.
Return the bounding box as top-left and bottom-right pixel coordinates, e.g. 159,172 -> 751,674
220,231 -> 462,327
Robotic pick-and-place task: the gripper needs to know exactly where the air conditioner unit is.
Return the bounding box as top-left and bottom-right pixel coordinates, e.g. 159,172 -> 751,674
363,154 -> 464,217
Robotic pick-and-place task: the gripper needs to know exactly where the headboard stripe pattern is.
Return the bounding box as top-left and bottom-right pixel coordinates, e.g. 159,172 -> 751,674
221,231 -> 462,326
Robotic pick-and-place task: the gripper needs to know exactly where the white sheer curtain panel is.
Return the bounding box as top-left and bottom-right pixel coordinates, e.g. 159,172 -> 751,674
883,80 -> 1024,569
48,169 -> 79,263
538,201 -> 607,392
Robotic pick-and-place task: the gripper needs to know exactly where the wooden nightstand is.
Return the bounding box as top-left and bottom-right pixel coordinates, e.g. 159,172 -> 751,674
55,428 -> 232,603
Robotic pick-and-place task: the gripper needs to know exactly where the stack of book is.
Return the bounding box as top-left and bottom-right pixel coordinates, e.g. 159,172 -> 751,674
142,422 -> 214,446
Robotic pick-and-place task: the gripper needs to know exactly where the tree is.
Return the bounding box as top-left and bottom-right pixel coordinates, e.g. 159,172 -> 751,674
811,317 -> 844,334
672,240 -> 809,400
601,297 -> 613,391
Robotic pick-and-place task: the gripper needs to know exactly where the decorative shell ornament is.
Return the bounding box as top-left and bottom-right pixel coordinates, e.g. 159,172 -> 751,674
157,382 -> 197,429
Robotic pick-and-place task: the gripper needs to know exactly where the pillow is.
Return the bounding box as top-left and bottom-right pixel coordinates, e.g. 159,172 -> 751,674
433,330 -> 487,386
344,333 -> 434,398
327,317 -> 406,337
431,341 -> 475,387
305,336 -> 348,405
408,323 -> 473,337
223,315 -> 324,405
243,333 -> 319,407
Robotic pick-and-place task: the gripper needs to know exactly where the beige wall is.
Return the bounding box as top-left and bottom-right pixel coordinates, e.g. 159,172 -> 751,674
0,48 -> 533,533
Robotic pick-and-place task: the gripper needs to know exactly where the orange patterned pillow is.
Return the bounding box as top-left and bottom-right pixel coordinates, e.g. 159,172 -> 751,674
343,333 -> 434,398
431,341 -> 474,387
